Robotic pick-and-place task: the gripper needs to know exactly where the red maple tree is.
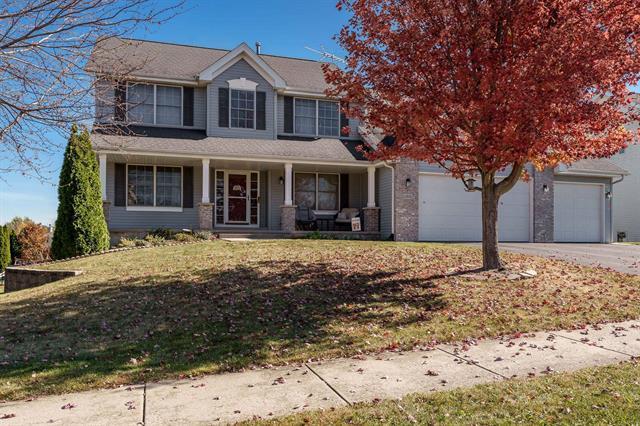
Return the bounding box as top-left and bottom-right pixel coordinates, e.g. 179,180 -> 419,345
325,0 -> 640,269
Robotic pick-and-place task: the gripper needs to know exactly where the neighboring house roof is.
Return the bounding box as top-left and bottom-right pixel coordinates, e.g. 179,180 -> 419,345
88,37 -> 334,93
91,126 -> 368,164
557,158 -> 629,177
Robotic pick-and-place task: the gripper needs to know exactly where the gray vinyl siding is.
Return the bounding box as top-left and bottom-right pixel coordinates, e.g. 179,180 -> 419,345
269,170 -> 284,230
348,172 -> 366,208
554,174 -> 614,243
106,161 -> 201,231
94,79 -> 115,123
376,167 -> 393,238
207,59 -> 275,139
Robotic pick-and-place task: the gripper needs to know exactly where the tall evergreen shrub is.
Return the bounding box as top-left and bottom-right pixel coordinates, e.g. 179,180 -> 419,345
51,125 -> 109,259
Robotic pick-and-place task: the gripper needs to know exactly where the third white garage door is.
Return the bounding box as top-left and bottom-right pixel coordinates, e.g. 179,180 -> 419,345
418,174 -> 531,242
553,182 -> 604,242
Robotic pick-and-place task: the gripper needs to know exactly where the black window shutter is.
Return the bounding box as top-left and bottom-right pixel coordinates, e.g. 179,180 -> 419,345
218,88 -> 229,127
340,174 -> 349,209
256,91 -> 266,130
183,87 -> 194,127
340,110 -> 349,136
182,166 -> 194,208
114,82 -> 126,122
284,96 -> 294,133
114,163 -> 126,206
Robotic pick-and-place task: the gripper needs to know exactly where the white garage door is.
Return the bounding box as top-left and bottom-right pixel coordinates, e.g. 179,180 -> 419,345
418,174 -> 531,242
554,182 -> 603,242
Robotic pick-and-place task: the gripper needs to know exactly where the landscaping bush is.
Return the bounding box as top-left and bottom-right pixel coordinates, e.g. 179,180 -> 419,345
51,125 -> 109,259
16,223 -> 50,263
117,237 -> 137,248
173,232 -> 197,242
9,229 -> 21,264
0,226 -> 10,271
149,228 -> 177,239
144,234 -> 166,245
194,230 -> 214,240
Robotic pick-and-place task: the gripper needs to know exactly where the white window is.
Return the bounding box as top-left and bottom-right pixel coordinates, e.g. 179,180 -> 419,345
127,84 -> 154,124
127,165 -> 182,209
156,86 -> 182,126
294,98 -> 340,137
230,89 -> 255,129
318,101 -> 340,137
294,172 -> 340,212
127,83 -> 183,126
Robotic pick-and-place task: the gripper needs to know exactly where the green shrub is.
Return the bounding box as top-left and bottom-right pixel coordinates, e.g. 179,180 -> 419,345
302,230 -> 331,240
149,228 -> 177,239
117,237 -> 137,248
173,232 -> 196,242
9,229 -> 21,263
51,125 -> 109,259
134,239 -> 149,247
194,230 -> 214,240
144,234 -> 166,245
0,226 -> 11,271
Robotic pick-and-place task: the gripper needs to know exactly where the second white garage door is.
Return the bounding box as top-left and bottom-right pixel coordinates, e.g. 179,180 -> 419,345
554,182 -> 603,243
418,174 -> 531,242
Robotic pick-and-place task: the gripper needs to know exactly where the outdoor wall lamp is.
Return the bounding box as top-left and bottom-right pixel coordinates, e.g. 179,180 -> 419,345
464,177 -> 477,192
606,191 -> 612,200
279,176 -> 284,185
405,177 -> 412,188
542,184 -> 550,193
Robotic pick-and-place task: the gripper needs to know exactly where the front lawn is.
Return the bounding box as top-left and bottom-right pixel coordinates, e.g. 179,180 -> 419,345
249,360 -> 640,425
0,240 -> 639,400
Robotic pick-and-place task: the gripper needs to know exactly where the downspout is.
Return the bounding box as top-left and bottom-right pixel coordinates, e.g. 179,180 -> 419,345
610,174 -> 625,243
381,161 -> 395,237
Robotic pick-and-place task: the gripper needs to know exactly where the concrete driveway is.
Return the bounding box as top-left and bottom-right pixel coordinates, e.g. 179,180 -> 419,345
493,243 -> 640,275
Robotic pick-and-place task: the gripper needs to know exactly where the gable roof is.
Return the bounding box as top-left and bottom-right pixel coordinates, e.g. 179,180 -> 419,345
88,37 -> 334,93
557,158 -> 629,177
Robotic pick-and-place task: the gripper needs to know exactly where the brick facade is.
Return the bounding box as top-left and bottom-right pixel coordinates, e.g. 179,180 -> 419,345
393,160 -> 420,241
362,207 -> 380,233
198,203 -> 214,230
280,205 -> 297,232
533,168 -> 554,242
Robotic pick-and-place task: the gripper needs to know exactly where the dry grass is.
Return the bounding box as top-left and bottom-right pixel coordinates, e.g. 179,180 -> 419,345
0,240 -> 638,400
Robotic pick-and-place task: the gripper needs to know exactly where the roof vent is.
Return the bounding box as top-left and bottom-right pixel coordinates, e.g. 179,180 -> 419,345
255,41 -> 262,55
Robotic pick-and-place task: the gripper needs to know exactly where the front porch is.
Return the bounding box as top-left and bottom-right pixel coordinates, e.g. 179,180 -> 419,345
98,153 -> 384,237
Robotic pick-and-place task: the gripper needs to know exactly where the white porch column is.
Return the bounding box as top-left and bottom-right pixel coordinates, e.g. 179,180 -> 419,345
98,154 -> 107,201
367,165 -> 376,207
201,159 -> 210,203
284,162 -> 293,206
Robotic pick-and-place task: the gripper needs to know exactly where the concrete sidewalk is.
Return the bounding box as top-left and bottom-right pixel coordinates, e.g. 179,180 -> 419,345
2,320 -> 639,425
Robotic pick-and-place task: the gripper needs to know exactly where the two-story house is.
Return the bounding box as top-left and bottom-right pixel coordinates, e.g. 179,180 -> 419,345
89,38 -> 629,244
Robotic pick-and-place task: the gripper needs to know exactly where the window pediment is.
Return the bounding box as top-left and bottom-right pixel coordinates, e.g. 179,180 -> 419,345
227,78 -> 258,91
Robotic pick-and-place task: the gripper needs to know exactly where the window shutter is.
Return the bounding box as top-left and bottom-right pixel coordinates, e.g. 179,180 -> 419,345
114,163 -> 126,206
284,96 -> 294,133
114,82 -> 126,122
256,91 -> 266,130
340,174 -> 349,209
183,87 -> 194,127
182,166 -> 194,208
340,109 -> 349,137
218,88 -> 229,127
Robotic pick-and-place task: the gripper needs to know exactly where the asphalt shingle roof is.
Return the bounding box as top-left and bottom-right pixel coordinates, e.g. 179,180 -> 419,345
563,158 -> 629,176
89,37 -> 333,93
91,127 -> 367,163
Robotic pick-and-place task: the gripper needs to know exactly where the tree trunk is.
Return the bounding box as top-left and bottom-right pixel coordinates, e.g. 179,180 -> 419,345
481,177 -> 503,270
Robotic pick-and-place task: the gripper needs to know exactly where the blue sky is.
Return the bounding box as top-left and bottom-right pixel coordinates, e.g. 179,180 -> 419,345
1,1 -> 637,226
0,0 -> 348,226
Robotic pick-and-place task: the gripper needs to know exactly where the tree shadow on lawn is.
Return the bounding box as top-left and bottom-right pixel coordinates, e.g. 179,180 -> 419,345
0,260 -> 445,399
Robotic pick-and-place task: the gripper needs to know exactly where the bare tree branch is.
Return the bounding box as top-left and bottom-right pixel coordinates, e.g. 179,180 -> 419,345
0,0 -> 184,178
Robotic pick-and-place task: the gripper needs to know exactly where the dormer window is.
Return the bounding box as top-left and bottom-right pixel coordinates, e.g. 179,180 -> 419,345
294,98 -> 340,137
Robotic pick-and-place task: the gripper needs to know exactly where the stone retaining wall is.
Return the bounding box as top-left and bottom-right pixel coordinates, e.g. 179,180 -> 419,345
4,268 -> 83,292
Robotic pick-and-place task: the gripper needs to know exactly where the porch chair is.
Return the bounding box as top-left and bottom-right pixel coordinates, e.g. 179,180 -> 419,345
334,208 -> 360,231
295,206 -> 316,231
